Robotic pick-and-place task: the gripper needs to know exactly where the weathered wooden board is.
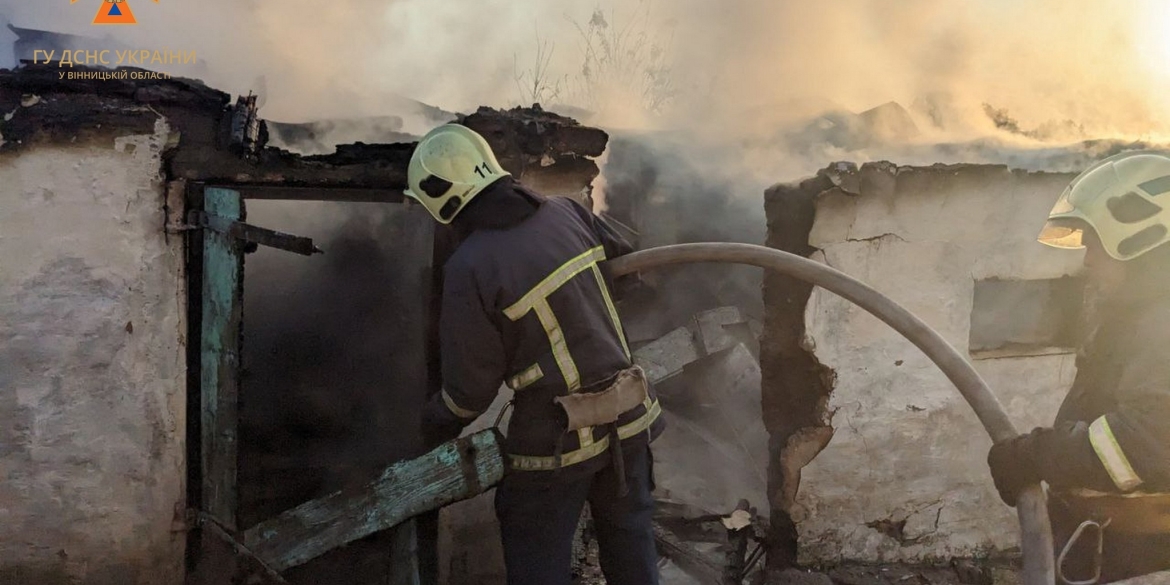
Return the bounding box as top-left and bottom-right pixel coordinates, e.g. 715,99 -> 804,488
201,187 -> 244,529
242,429 -> 505,572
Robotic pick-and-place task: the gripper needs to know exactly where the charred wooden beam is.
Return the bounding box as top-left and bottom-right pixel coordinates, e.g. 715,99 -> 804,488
167,139 -> 415,191
241,430 -> 505,572
460,104 -> 609,200
228,94 -> 263,158
0,66 -> 608,205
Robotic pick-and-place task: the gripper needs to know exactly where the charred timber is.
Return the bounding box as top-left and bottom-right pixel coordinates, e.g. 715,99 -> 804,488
1,67 -> 606,197
460,104 -> 609,186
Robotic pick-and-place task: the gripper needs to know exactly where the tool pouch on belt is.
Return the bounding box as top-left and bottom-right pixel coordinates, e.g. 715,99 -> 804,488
554,366 -> 649,431
554,366 -> 649,497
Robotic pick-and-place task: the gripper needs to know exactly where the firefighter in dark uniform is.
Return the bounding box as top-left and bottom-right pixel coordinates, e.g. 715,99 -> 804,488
406,123 -> 664,585
987,151 -> 1170,583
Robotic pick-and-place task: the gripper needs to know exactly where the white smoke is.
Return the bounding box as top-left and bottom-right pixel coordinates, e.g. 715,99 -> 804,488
8,0 -> 1170,139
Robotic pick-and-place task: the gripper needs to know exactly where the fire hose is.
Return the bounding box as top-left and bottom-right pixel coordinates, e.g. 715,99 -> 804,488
604,243 -> 1055,585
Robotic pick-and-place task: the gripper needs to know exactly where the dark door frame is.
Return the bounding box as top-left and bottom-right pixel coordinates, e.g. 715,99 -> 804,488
183,182 -> 437,585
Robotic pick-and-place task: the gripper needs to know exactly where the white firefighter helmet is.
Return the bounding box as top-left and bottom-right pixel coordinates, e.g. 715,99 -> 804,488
404,123 -> 511,224
1039,151 -> 1170,260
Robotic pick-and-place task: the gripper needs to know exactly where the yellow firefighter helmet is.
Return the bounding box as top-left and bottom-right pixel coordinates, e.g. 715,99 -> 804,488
404,123 -> 511,224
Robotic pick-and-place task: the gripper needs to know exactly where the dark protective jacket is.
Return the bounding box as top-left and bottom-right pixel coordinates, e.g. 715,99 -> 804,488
1031,282 -> 1170,494
422,178 -> 663,481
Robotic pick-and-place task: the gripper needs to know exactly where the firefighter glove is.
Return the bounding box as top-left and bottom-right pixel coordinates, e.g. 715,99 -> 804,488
988,432 -> 1043,507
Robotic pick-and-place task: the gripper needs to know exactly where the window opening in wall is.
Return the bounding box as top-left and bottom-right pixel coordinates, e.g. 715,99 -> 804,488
968,276 -> 1084,359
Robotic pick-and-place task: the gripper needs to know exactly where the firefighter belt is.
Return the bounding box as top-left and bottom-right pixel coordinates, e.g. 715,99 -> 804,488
1058,488 -> 1170,535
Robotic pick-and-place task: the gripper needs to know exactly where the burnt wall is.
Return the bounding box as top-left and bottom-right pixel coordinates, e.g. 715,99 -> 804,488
760,171 -> 838,568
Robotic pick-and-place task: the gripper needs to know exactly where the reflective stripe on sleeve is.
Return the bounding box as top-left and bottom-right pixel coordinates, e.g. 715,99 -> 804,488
441,389 -> 480,420
507,363 -> 544,391
1088,415 -> 1144,492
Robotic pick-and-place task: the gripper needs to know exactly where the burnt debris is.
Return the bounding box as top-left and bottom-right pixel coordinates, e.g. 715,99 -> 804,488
761,169 -> 840,569
460,104 -> 609,201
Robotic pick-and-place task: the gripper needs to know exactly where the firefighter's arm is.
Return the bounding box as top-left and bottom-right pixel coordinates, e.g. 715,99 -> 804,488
592,210 -> 635,260
565,197 -> 634,259
988,420 -> 1116,506
996,319 -> 1170,496
1083,317 -> 1170,492
420,262 -> 507,448
564,197 -> 646,303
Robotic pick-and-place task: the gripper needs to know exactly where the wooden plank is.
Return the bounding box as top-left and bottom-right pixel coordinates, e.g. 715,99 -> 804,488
234,185 -> 406,203
242,429 -> 505,572
201,187 -> 244,530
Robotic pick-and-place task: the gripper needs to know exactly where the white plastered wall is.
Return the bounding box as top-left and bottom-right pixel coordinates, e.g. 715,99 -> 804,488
795,165 -> 1082,563
0,120 -> 187,584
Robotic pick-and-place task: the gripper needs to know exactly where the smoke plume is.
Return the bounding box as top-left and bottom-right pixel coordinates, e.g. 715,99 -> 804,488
5,0 -> 1168,139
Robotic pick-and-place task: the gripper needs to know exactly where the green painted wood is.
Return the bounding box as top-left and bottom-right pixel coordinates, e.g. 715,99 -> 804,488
242,430 -> 505,572
201,187 -> 244,530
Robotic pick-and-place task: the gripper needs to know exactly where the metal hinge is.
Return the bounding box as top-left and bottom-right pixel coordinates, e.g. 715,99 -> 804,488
168,210 -> 323,256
